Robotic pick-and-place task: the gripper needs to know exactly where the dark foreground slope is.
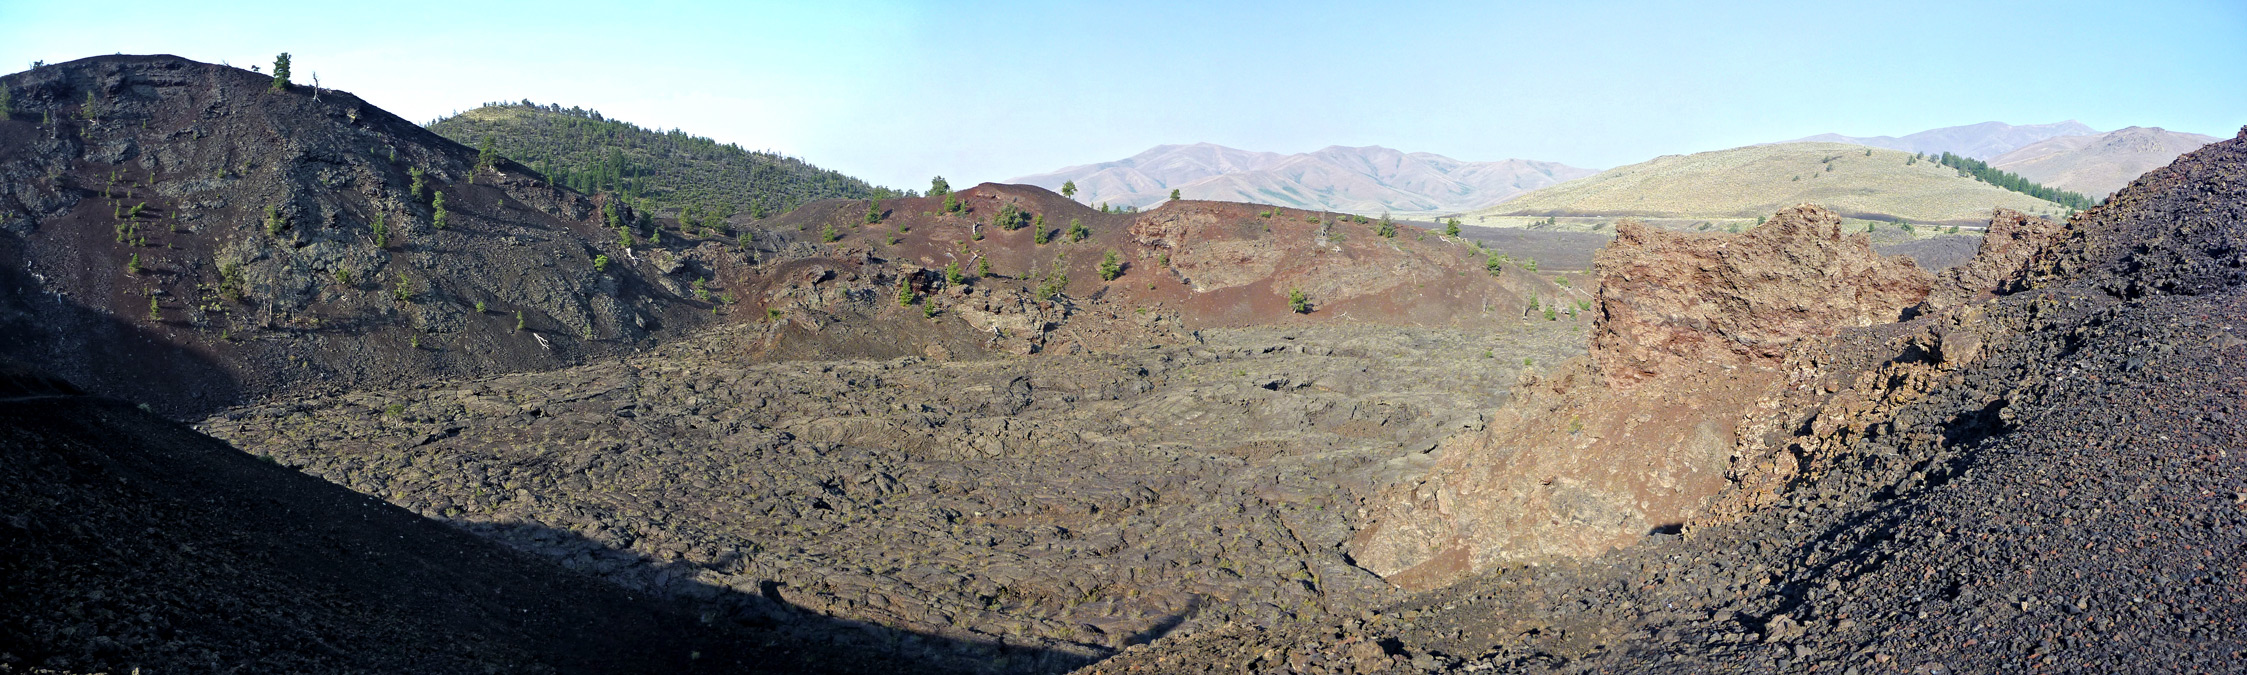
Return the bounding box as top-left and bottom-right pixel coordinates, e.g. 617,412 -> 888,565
1086,128 -> 2247,674
0,56 -> 709,416
0,364 -> 1023,674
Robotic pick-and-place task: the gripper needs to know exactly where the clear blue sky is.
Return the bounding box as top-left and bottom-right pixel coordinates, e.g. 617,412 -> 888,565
3,1 -> 2241,189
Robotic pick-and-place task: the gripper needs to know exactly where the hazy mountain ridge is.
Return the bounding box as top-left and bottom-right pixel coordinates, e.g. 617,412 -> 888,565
1989,126 -> 2218,197
1013,143 -> 1593,216
1785,120 -> 2101,159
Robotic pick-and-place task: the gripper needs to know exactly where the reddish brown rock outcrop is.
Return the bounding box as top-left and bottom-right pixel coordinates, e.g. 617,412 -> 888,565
1350,205 -> 1937,590
1591,206 -> 1934,385
1921,208 -> 2066,309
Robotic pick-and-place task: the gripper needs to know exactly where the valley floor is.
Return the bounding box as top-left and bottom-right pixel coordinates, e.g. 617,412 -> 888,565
201,320 -> 1588,673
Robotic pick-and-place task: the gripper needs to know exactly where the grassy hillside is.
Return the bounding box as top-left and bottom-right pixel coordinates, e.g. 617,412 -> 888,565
428,102 -> 900,217
1479,142 -> 2070,226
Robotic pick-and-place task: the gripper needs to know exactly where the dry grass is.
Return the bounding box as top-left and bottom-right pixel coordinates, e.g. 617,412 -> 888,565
1481,143 -> 2069,226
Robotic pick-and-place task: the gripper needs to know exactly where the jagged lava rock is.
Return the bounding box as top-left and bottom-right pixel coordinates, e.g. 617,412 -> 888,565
1591,205 -> 1932,385
1921,207 -> 2066,309
1349,205 -> 1935,590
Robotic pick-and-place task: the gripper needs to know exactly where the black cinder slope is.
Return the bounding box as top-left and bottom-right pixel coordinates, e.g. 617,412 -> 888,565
0,55 -> 710,416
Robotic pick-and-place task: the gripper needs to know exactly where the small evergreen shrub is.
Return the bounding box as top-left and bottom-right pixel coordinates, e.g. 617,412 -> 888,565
1098,250 -> 1123,281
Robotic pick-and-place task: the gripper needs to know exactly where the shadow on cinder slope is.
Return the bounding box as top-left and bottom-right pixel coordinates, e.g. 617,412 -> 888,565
0,363 -> 1081,674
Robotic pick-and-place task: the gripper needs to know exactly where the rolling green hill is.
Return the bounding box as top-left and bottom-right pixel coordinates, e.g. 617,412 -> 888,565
1478,142 -> 2070,226
427,102 -> 901,217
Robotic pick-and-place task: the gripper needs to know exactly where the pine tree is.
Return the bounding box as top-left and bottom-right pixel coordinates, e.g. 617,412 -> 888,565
977,256 -> 992,278
373,212 -> 390,246
264,205 -> 287,238
147,295 -> 161,322
897,276 -> 915,306
126,254 -> 141,275
1444,218 -> 1461,237
1288,288 -> 1310,314
408,168 -> 426,202
865,198 -> 883,224
929,176 -> 951,197
270,53 -> 292,91
218,263 -> 246,301
476,135 -> 499,173
944,260 -> 964,286
1061,181 -> 1077,199
1036,262 -> 1069,299
1169,189 -> 1181,201
1067,218 -> 1090,242
431,191 -> 449,229
993,203 -> 1024,230
1376,213 -> 1397,238
1098,250 -> 1123,281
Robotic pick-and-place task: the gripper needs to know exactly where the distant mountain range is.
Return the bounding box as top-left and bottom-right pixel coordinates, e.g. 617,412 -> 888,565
1989,127 -> 2219,198
1017,121 -> 2210,221
1010,143 -> 1593,216
1783,121 -> 2101,160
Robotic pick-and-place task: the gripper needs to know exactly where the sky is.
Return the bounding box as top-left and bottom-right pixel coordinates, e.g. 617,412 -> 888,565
3,0 -> 2242,190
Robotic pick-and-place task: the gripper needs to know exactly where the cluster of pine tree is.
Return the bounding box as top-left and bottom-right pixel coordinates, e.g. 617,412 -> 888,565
427,101 -> 907,218
1931,152 -> 2094,210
